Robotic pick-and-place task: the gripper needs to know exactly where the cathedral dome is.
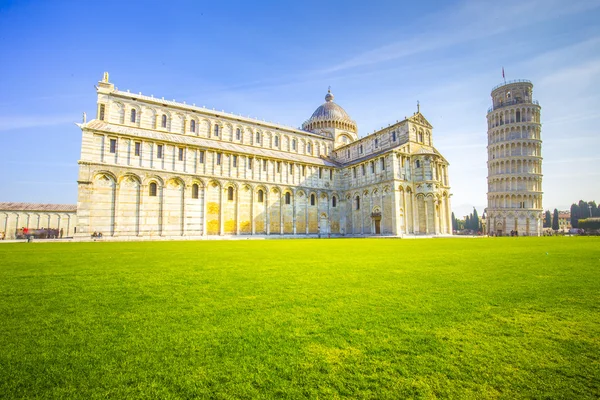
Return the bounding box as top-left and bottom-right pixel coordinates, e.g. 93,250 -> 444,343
302,89 -> 357,134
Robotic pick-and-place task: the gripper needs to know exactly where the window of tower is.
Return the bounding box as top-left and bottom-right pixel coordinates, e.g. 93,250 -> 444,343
285,192 -> 291,205
258,189 -> 264,203
310,194 -> 315,206
355,196 -> 360,210
227,187 -> 234,201
332,196 -> 337,207
192,184 -> 199,199
516,111 -> 521,123
149,182 -> 157,197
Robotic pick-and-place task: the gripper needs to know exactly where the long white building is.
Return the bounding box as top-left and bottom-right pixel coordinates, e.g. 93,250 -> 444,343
486,79 -> 543,236
75,73 -> 452,239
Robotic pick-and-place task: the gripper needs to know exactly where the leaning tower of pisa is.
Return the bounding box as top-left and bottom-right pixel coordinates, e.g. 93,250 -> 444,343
486,79 -> 543,236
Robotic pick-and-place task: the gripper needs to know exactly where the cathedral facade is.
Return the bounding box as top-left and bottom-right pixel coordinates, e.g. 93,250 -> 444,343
75,73 -> 451,239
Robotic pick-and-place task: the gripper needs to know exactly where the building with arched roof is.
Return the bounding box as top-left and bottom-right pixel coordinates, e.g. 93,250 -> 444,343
75,73 -> 452,238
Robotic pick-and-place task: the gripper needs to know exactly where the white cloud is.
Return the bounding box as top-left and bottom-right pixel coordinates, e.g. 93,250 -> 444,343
320,0 -> 600,74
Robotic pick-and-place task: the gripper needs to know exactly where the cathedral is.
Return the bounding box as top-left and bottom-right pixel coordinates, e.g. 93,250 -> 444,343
75,73 -> 452,239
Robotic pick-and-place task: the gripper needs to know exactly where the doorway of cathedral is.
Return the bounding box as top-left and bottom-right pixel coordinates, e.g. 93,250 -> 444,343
319,213 -> 328,236
371,207 -> 382,235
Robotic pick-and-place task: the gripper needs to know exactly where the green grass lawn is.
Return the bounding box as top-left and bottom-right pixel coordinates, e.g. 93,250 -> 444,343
1,237 -> 599,399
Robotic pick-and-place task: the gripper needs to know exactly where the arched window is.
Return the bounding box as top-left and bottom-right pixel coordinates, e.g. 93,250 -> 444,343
257,189 -> 264,203
192,184 -> 199,199
374,138 -> 378,147
285,192 -> 291,205
274,136 -> 279,147
292,139 -> 297,150
161,114 -> 167,128
227,186 -> 234,201
355,196 -> 360,210
359,145 -> 363,154
310,194 -> 316,206
332,196 -> 337,208
256,132 -> 261,144
190,120 -> 196,133
418,132 -> 423,142
214,124 -> 219,136
236,128 -> 241,140
516,111 -> 521,123
149,182 -> 157,197
130,109 -> 136,123
307,142 -> 312,154
416,160 -> 421,168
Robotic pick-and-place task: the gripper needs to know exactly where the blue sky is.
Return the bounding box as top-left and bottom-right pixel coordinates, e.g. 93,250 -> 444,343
1,0 -> 599,218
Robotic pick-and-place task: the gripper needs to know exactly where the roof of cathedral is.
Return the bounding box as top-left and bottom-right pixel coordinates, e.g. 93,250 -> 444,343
302,90 -> 357,133
81,120 -> 339,167
308,90 -> 353,122
0,202 -> 76,212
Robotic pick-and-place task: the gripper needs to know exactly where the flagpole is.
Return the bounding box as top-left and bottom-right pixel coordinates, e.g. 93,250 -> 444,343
502,67 -> 506,84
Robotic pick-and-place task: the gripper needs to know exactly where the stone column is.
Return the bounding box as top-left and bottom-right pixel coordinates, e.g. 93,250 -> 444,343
219,186 -> 224,235
181,184 -> 186,236
305,194 -> 309,235
412,192 -> 418,234
15,213 -> 20,239
433,199 -> 439,234
251,187 -> 255,235
113,182 -> 121,236
424,199 -> 429,234
202,186 -> 207,236
402,189 -> 407,234
292,190 -> 297,235
266,190 -> 270,235
446,196 -> 452,234
280,191 -> 284,235
235,186 -> 240,235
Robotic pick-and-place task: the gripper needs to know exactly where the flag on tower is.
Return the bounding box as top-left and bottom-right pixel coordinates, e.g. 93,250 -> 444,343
502,67 -> 505,79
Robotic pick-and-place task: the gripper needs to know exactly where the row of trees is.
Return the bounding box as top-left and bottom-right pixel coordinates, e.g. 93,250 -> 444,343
451,208 -> 481,232
570,200 -> 599,228
543,209 -> 559,230
542,200 -> 598,231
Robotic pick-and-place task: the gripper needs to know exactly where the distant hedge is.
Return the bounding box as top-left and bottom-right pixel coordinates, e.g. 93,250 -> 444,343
578,218 -> 600,230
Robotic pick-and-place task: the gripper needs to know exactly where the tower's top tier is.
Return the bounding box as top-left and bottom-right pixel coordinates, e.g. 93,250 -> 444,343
488,80 -> 539,114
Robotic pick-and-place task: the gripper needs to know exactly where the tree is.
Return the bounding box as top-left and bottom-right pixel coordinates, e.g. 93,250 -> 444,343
451,212 -> 457,231
544,210 -> 552,228
465,215 -> 470,231
579,200 -> 590,219
472,208 -> 480,233
552,209 -> 559,231
570,203 -> 579,228
592,201 -> 600,217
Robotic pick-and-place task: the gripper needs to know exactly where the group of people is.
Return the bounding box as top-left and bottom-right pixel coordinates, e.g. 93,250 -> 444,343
91,231 -> 103,238
15,227 -> 63,239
